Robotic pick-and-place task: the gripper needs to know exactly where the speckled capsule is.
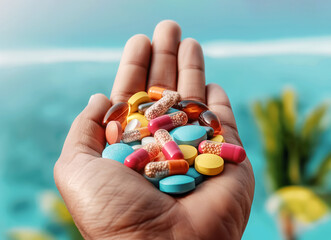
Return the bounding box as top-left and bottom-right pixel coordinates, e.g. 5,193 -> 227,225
148,86 -> 181,102
122,127 -> 151,143
124,143 -> 160,171
148,111 -> 188,134
154,129 -> 184,160
144,93 -> 178,120
144,160 -> 189,178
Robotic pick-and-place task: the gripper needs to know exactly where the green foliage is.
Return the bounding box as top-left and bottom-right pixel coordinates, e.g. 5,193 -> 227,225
253,89 -> 330,192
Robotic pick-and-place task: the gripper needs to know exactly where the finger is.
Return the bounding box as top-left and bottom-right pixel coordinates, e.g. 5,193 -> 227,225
60,94 -> 111,161
177,38 -> 206,103
147,20 -> 181,91
206,84 -> 242,146
111,34 -> 151,104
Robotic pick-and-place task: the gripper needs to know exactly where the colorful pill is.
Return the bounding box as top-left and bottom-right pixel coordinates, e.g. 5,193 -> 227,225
128,91 -> 151,113
122,127 -> 151,143
172,125 -> 207,148
124,118 -> 141,132
148,86 -> 181,102
186,167 -> 204,185
154,129 -> 184,160
176,100 -> 209,120
103,102 -> 129,129
195,154 -> 224,176
144,160 -> 189,178
178,145 -> 198,166
159,175 -> 195,194
138,102 -> 156,114
124,142 -> 160,171
198,140 -> 246,163
145,93 -> 178,120
102,143 -> 134,164
148,111 -> 188,134
198,110 -> 222,136
105,121 -> 122,145
210,135 -> 225,143
127,113 -> 149,127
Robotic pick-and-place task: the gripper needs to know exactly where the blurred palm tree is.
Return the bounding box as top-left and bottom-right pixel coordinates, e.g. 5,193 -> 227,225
253,89 -> 331,240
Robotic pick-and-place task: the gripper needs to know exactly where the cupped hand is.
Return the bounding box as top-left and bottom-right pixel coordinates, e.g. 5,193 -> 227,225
54,20 -> 255,240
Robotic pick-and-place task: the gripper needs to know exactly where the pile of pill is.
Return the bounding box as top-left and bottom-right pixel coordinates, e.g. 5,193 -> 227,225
102,86 -> 246,194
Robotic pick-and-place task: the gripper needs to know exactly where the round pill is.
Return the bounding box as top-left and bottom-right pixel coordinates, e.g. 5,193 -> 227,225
127,113 -> 149,127
210,135 -> 225,143
124,118 -> 141,132
102,143 -> 134,164
141,136 -> 156,145
105,121 -> 123,145
195,154 -> 224,176
186,167 -> 204,185
172,125 -> 207,148
128,91 -> 151,113
159,175 -> 195,194
179,145 -> 198,166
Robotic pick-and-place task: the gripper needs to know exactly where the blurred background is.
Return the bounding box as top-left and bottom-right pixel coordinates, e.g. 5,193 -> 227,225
1,0 -> 331,239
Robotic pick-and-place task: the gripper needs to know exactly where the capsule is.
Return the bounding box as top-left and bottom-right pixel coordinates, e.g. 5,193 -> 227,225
198,110 -> 222,136
176,100 -> 209,121
154,129 -> 184,160
198,140 -> 246,163
124,143 -> 160,171
148,86 -> 181,102
103,102 -> 129,129
144,160 -> 189,178
148,111 -> 188,134
138,102 -> 156,114
145,93 -> 178,120
122,127 -> 151,143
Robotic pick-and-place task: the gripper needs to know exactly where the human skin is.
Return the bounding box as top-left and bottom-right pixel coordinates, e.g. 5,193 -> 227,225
54,20 -> 255,240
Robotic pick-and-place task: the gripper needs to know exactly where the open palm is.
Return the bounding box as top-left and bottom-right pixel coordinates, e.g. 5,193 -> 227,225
54,20 -> 255,240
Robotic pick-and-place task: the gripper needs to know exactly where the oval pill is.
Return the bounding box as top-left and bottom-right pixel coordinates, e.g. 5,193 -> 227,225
124,118 -> 141,132
102,143 -> 134,164
172,125 -> 207,148
103,102 -> 129,129
141,136 -> 156,145
211,135 -> 225,143
195,154 -> 224,176
128,91 -> 151,113
105,121 -> 123,145
127,113 -> 149,127
186,167 -> 204,185
178,145 -> 198,166
159,175 -> 195,194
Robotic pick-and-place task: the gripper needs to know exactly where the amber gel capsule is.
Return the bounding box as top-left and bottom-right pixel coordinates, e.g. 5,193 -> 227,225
198,140 -> 246,163
148,86 -> 181,102
125,143 -> 160,171
148,111 -> 188,134
144,160 -> 189,178
176,100 -> 209,121
198,110 -> 222,136
122,127 -> 151,143
154,129 -> 184,160
103,102 -> 129,129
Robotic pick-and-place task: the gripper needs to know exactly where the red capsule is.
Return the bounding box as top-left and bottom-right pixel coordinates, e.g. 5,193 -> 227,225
198,110 -> 222,135
154,129 -> 184,160
176,100 -> 209,121
102,102 -> 129,129
148,111 -> 188,134
124,143 -> 160,171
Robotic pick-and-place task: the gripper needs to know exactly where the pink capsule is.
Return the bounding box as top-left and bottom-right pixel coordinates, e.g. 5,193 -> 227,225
124,143 -> 160,171
144,93 -> 178,120
198,140 -> 246,163
154,129 -> 184,160
148,111 -> 188,134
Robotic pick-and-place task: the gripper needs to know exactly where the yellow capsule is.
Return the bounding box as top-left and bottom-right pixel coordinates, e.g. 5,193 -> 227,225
195,154 -> 224,176
210,135 -> 225,143
127,113 -> 149,127
128,91 -> 151,113
179,145 -> 198,166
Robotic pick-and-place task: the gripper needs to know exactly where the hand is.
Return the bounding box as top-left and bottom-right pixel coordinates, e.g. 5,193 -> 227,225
54,20 -> 255,240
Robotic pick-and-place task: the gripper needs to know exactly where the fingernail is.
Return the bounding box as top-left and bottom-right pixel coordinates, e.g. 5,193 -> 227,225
88,95 -> 95,104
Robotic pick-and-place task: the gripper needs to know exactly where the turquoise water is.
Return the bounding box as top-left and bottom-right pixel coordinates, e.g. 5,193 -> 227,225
1,1 -> 331,239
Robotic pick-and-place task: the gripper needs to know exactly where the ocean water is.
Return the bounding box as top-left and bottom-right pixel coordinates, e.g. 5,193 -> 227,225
1,0 -> 331,239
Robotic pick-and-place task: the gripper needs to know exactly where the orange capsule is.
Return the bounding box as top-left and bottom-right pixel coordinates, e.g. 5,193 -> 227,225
176,100 -> 209,121
198,110 -> 222,135
103,102 -> 129,129
148,86 -> 181,102
144,160 -> 189,178
122,127 -> 151,143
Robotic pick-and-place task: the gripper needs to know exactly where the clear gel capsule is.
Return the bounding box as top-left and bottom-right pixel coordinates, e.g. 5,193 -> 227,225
138,102 -> 156,114
148,111 -> 188,134
198,110 -> 222,136
124,143 -> 160,171
144,160 -> 189,178
122,127 -> 151,143
154,129 -> 184,160
198,140 -> 246,163
103,102 -> 129,129
148,86 -> 181,102
145,93 -> 178,120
